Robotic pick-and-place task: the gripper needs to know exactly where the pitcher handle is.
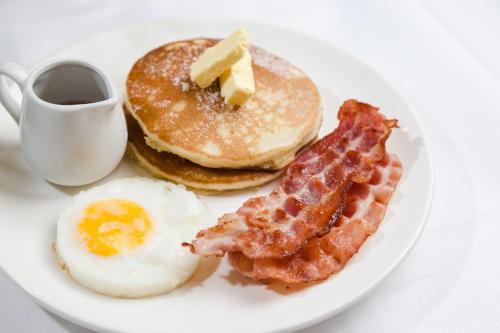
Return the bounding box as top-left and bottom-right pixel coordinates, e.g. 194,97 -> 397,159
0,63 -> 28,124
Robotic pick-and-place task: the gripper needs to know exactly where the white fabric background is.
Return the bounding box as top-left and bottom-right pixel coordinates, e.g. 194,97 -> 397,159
1,0 -> 499,332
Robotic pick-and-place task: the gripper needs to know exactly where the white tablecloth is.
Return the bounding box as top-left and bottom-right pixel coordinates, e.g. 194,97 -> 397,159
1,0 -> 499,332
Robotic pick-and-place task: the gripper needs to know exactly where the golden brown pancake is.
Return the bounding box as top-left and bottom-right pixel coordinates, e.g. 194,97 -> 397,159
125,39 -> 322,170
125,109 -> 282,192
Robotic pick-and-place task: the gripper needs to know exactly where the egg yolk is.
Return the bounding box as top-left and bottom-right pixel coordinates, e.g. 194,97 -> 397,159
78,199 -> 152,256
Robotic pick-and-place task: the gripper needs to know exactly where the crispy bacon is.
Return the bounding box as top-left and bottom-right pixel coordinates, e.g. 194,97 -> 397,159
185,100 -> 397,259
228,154 -> 402,283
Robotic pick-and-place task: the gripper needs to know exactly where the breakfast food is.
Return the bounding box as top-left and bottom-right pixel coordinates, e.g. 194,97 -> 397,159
186,100 -> 396,259
228,153 -> 402,282
119,28 -> 404,286
125,38 -> 322,177
126,109 -> 282,191
185,100 -> 402,283
55,178 -> 214,297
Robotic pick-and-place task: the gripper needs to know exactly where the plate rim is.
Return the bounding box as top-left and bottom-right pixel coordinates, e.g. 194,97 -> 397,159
0,18 -> 434,333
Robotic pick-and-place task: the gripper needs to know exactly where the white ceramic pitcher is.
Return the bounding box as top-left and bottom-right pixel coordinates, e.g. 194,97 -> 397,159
0,59 -> 127,186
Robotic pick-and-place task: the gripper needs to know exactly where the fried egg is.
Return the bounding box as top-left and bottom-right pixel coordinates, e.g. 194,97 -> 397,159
55,177 -> 214,298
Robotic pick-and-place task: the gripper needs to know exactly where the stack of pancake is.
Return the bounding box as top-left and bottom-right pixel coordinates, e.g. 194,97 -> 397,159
124,38 -> 322,192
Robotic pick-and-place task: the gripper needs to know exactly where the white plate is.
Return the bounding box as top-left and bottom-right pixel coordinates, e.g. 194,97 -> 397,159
0,19 -> 433,333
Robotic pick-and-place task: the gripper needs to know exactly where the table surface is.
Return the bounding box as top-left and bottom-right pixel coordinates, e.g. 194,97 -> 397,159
1,0 -> 499,332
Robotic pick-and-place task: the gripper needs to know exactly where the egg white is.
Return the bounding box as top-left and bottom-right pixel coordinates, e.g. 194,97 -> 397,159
56,177 -> 214,298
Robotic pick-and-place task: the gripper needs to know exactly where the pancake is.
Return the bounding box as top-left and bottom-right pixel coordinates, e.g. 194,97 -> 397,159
125,38 -> 322,170
125,109 -> 283,192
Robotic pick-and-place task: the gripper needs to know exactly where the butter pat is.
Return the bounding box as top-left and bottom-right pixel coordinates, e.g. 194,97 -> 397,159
219,50 -> 255,105
190,28 -> 249,88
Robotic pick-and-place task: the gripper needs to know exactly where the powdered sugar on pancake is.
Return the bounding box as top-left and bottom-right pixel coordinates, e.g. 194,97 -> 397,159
125,38 -> 322,169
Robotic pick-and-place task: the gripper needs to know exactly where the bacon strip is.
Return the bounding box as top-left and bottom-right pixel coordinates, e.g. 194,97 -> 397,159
228,153 -> 402,282
185,100 -> 397,259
